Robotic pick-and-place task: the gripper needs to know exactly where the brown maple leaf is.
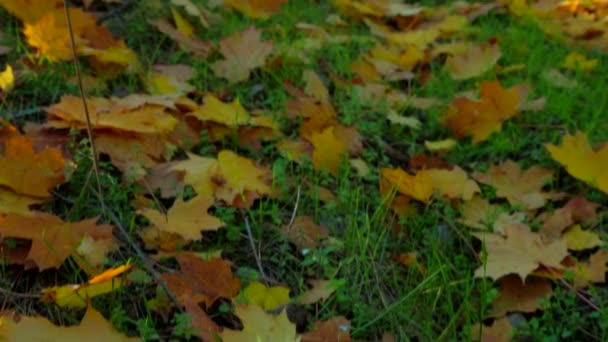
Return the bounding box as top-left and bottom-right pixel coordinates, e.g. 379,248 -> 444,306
211,26 -> 273,84
0,212 -> 114,270
161,253 -> 241,307
472,160 -> 560,210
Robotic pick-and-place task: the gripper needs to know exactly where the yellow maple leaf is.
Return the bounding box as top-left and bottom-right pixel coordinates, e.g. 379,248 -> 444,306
563,51 -> 598,72
171,7 -> 195,38
380,167 -> 434,202
139,194 -> 224,241
242,281 -> 291,311
545,131 -> 608,194
308,126 -> 347,175
190,95 -> 250,127
221,304 -> 297,342
425,166 -> 480,200
0,64 -> 14,92
561,225 -> 602,251
215,150 -> 273,207
0,306 -> 138,341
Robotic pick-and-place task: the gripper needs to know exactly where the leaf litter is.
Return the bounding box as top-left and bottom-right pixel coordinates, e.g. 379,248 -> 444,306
0,0 -> 606,340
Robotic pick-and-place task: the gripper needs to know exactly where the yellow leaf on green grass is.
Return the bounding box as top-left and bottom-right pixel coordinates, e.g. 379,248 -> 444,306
242,281 -> 290,311
0,64 -> 14,92
562,225 -> 602,251
563,52 -> 598,72
545,131 -> 608,194
171,7 -> 195,38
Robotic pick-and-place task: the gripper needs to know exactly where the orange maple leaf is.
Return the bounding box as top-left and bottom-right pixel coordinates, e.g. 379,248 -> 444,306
0,136 -> 66,197
441,80 -> 522,143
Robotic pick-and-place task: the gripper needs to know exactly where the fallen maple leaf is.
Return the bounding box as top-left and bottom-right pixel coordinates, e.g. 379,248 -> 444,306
472,160 -> 557,210
214,150 -> 273,207
0,136 -> 66,198
445,41 -> 501,80
0,306 -> 138,341
302,316 -> 352,342
0,212 -> 115,270
183,297 -> 222,341
298,279 -> 337,305
561,225 -> 602,251
281,216 -> 329,250
144,64 -> 195,95
0,0 -> 62,24
0,188 -> 46,215
473,224 -> 568,281
489,275 -> 553,318
303,69 -> 330,103
162,253 -> 241,307
225,0 -> 288,19
221,304 -> 297,342
45,96 -> 178,134
170,153 -> 218,196
470,317 -> 513,342
241,281 -> 291,311
0,64 -> 14,92
425,166 -> 480,200
139,194 -> 224,241
148,18 -> 212,58
41,264 -> 131,308
545,131 -> 608,194
190,95 -> 250,127
381,167 -> 434,202
441,81 -> 523,143
211,26 -> 273,83
539,196 -> 600,242
308,126 -> 347,175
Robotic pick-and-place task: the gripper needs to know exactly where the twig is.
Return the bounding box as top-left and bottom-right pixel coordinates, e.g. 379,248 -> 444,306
63,0 -> 104,208
89,185 -> 184,312
243,215 -> 269,285
286,185 -> 301,232
0,287 -> 40,299
544,265 -> 601,312
437,212 -> 478,260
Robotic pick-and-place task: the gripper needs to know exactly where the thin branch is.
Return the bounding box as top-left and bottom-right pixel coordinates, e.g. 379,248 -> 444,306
63,0 -> 104,208
286,185 -> 301,232
89,186 -> 184,312
243,215 -> 269,285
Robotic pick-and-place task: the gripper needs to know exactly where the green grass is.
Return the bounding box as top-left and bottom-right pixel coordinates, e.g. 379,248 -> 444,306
1,0 -> 608,341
